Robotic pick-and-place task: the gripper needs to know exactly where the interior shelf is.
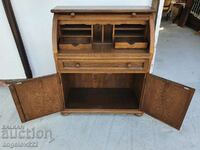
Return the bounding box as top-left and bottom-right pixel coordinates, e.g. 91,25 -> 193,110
60,30 -> 92,37
61,26 -> 91,31
58,23 -> 149,52
114,30 -> 144,37
115,24 -> 145,30
66,88 -> 139,109
60,24 -> 91,29
60,24 -> 92,38
61,74 -> 145,110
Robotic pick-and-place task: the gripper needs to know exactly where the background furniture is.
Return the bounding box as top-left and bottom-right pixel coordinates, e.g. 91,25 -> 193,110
163,0 -> 173,20
186,0 -> 200,31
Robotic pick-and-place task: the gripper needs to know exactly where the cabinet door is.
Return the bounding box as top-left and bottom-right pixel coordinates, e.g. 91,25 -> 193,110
140,74 -> 195,130
9,74 -> 64,122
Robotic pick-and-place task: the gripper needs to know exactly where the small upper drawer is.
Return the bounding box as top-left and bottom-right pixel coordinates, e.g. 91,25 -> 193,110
115,42 -> 148,49
57,59 -> 149,73
59,44 -> 92,50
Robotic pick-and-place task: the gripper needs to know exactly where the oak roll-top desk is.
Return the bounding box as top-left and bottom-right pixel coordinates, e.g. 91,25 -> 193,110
9,6 -> 195,130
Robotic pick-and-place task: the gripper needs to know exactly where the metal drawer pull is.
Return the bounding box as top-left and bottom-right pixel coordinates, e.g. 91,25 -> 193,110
75,63 -> 80,68
131,12 -> 137,16
127,63 -> 132,68
127,63 -> 143,70
70,12 -> 75,17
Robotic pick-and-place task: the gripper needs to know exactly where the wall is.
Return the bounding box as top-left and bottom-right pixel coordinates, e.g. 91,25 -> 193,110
1,0 -> 157,79
0,1 -> 26,79
151,0 -> 164,72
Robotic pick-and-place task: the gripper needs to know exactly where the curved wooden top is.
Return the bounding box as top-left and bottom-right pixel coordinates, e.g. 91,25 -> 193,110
51,6 -> 155,13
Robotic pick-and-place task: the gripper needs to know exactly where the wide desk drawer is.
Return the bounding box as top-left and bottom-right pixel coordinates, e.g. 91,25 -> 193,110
57,59 -> 149,73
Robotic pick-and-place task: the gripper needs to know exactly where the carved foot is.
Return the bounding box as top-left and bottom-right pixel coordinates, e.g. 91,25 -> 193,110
134,113 -> 144,117
61,112 -> 71,116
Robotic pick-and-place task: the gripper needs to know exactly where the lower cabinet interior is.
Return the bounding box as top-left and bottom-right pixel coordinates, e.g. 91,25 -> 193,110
61,73 -> 145,110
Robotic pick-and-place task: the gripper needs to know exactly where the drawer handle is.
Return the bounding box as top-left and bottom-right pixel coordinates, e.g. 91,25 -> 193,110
70,12 -> 76,17
131,12 -> 137,16
127,63 -> 143,70
127,63 -> 132,68
75,63 -> 80,68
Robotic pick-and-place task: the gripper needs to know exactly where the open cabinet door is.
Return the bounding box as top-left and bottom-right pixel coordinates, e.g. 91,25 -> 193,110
9,74 -> 64,122
140,74 -> 195,130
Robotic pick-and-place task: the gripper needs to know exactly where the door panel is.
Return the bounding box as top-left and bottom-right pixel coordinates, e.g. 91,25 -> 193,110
141,74 -> 195,130
9,74 -> 64,122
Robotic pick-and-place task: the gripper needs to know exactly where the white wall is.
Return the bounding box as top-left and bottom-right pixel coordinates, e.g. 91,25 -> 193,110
151,0 -> 164,72
0,0 -> 26,79
1,0 -> 155,79
155,0 -> 164,46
